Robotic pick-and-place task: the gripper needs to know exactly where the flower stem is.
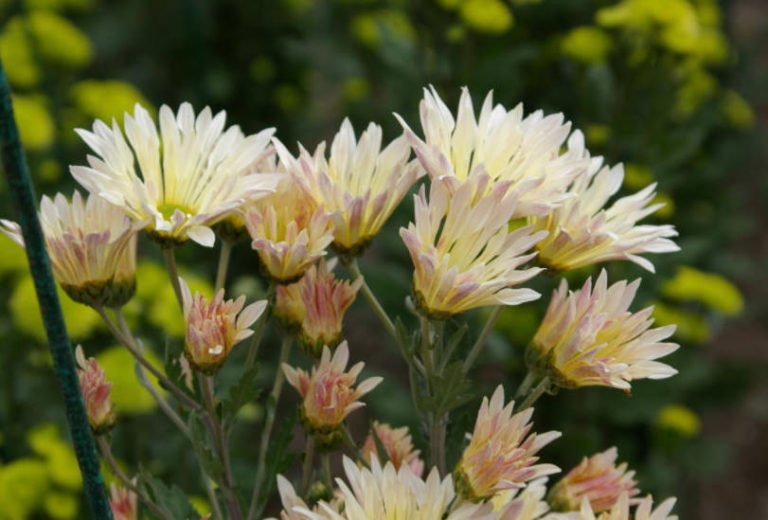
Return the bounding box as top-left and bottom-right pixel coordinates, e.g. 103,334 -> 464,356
244,282 -> 274,371
214,239 -> 233,292
347,259 -> 397,341
419,316 -> 447,475
247,337 -> 292,520
341,425 -> 367,466
321,453 -> 332,489
517,376 -> 550,411
162,246 -> 184,308
462,306 -> 501,374
515,370 -> 536,399
301,435 -> 316,496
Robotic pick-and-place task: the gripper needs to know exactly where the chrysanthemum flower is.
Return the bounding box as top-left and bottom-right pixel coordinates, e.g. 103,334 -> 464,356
494,478 -> 550,520
271,475 -> 333,520
275,260 -> 362,355
283,342 -> 382,437
278,119 -> 423,255
70,103 -> 279,247
398,86 -> 588,217
455,385 -> 561,502
109,482 -> 138,520
528,270 -> 679,391
400,170 -> 546,318
296,456 -> 494,520
529,160 -> 679,273
362,421 -> 425,476
180,277 -> 267,373
75,345 -> 116,434
549,448 -> 638,513
553,493 -> 678,520
1,191 -> 138,308
244,176 -> 334,283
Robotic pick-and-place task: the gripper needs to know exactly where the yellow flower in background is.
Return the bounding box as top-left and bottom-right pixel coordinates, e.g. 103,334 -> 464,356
0,459 -> 50,520
350,9 -> 416,48
0,22 -> 40,88
460,0 -> 513,35
721,90 -> 755,130
656,404 -> 701,438
18,11 -> 92,69
622,164 -> 654,191
96,345 -> 165,414
11,94 -> 55,151
661,266 -> 744,316
652,193 -> 675,219
70,80 -> 152,123
25,0 -> 95,11
651,301 -> 710,345
585,124 -> 610,147
675,66 -> 717,117
561,26 -> 613,65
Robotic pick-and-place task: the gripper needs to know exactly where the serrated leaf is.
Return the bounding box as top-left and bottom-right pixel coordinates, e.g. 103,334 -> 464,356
422,361 -> 473,416
139,469 -> 200,519
221,365 -> 262,429
187,411 -> 223,479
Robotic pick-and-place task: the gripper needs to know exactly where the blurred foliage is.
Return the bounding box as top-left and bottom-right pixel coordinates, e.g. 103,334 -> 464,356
0,0 -> 757,517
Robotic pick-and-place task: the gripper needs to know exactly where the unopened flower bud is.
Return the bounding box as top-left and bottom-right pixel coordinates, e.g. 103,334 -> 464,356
75,345 -> 115,434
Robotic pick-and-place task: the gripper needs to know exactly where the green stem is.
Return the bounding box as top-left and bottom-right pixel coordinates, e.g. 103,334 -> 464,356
0,59 -> 112,518
347,259 -> 397,341
321,453 -> 332,489
341,425 -> 367,466
214,239 -> 233,292
462,306 -> 501,374
244,282 -> 274,371
247,337 -> 292,520
162,246 -> 184,308
301,435 -> 316,496
518,377 -> 550,411
515,371 -> 536,399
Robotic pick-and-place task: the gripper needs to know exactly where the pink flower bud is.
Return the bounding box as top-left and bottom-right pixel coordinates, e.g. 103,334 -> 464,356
75,345 -> 116,434
362,421 -> 424,476
109,483 -> 137,520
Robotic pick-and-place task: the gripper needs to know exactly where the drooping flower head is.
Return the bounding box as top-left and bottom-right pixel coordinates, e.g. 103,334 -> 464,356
362,421 -> 425,476
283,342 -> 382,441
75,345 -> 116,434
548,448 -> 639,513
180,277 -> 267,373
244,175 -> 335,283
399,86 -> 589,217
552,493 -> 678,520
455,385 -> 561,502
528,270 -> 679,391
529,160 -> 679,273
296,456 -> 493,520
400,170 -> 546,318
70,103 -> 279,247
109,482 -> 138,520
275,260 -> 362,355
1,191 -> 138,307
279,119 -> 423,256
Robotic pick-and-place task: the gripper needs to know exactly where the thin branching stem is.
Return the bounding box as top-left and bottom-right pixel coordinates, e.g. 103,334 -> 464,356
347,259 -> 397,341
517,376 -> 550,411
215,240 -> 233,292
463,306 -> 501,374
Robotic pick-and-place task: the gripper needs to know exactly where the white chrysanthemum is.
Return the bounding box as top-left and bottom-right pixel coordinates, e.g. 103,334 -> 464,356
276,118 -> 423,254
296,456 -> 494,520
546,493 -> 677,520
494,478 -> 550,520
398,86 -> 588,217
70,103 -> 279,247
530,160 -> 679,273
400,170 -> 546,318
529,270 -> 679,391
1,191 -> 138,307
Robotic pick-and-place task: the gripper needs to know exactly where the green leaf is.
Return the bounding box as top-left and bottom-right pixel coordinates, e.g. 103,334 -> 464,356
139,470 -> 200,520
422,361 -> 473,417
187,411 -> 223,480
220,365 -> 262,429
252,412 -> 296,518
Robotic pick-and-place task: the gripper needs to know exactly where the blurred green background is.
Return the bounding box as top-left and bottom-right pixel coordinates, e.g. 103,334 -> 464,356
0,0 -> 765,518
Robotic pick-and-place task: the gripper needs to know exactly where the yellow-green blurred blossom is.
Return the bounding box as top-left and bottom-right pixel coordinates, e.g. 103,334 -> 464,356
652,301 -> 710,344
446,24 -> 466,43
662,266 -> 744,316
350,10 -> 416,48
0,232 -> 28,276
0,21 -> 40,88
0,459 -> 49,520
44,491 -> 80,520
70,80 -> 152,123
561,26 -> 613,65
460,0 -> 513,35
585,124 -> 610,147
721,90 -> 755,130
25,0 -> 95,11
28,425 -> 83,491
190,496 -> 212,518
341,77 -> 369,103
652,192 -> 675,219
96,345 -> 166,414
675,66 -> 717,117
622,163 -> 654,191
25,11 -> 92,68
656,404 -> 701,438
39,159 -> 63,182
11,94 -> 55,151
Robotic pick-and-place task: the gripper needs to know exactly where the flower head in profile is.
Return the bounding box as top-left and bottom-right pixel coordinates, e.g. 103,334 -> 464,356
456,385 -> 561,501
109,482 -> 138,520
275,260 -> 362,355
244,176 -> 335,283
362,421 -> 424,476
75,345 -> 116,434
553,493 -> 678,520
271,475 -> 336,520
280,119 -> 423,256
1,191 -> 138,307
283,342 -> 382,437
549,448 -> 638,513
71,103 -> 279,247
528,270 -> 679,391
298,456 -> 493,520
530,161 -> 679,273
400,170 -> 546,318
398,86 -> 588,217
180,277 -> 267,373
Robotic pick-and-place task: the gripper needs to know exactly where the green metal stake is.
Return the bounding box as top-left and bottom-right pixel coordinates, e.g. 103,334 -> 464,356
0,59 -> 113,518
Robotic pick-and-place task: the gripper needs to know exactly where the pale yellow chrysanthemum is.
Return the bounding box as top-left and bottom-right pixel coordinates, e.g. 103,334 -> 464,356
179,277 -> 267,373
297,456 -> 494,520
398,86 -> 589,217
548,493 -> 677,520
269,475 -> 336,520
283,342 -> 382,433
400,170 -> 546,318
528,270 -> 679,391
1,191 -> 138,307
549,448 -> 638,513
276,119 -> 423,255
456,385 -> 561,501
362,421 -> 425,476
70,103 -> 279,247
244,176 -> 335,283
530,160 -> 679,273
